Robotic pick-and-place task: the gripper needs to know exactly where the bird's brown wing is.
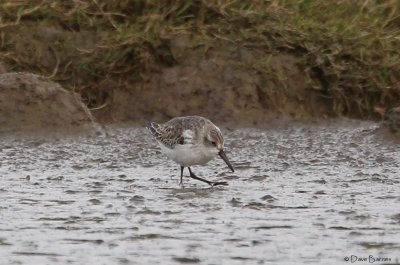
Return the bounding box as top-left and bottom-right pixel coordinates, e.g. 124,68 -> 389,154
146,121 -> 184,149
147,117 -> 207,148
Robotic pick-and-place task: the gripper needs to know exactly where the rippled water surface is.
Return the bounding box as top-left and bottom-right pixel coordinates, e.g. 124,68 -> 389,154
1,119 -> 399,265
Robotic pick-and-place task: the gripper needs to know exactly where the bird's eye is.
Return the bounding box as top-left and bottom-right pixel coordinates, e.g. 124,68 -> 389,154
211,141 -> 217,146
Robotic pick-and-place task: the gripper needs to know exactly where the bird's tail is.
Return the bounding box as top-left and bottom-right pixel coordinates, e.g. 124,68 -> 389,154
146,122 -> 161,137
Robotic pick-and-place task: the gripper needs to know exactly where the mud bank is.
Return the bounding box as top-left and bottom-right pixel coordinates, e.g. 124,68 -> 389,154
2,25 -> 334,125
0,70 -> 395,136
99,36 -> 333,125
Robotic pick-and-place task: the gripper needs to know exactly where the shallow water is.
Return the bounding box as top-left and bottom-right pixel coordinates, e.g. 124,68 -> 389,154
0,119 -> 399,265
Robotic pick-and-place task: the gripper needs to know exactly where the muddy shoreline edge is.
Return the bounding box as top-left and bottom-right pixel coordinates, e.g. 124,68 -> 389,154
0,71 -> 395,137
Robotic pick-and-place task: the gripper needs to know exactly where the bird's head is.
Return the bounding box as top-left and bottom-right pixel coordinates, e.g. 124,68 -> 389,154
206,128 -> 224,151
205,127 -> 234,172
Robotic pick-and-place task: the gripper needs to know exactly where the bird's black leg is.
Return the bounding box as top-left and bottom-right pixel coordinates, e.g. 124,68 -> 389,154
188,167 -> 212,185
188,167 -> 228,187
180,166 -> 184,184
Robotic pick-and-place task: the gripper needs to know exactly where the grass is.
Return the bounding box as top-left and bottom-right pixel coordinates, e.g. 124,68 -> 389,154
1,0 -> 399,117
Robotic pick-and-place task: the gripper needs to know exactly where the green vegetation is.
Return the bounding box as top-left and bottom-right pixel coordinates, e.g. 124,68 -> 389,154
1,0 -> 399,117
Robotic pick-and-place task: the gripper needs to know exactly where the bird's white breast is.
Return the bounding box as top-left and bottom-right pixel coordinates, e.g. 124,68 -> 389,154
159,143 -> 217,167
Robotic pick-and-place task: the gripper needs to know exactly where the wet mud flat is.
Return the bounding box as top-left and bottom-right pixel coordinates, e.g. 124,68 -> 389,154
0,119 -> 399,265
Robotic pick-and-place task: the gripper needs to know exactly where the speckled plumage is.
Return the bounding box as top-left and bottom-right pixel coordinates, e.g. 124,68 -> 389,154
147,116 -> 222,149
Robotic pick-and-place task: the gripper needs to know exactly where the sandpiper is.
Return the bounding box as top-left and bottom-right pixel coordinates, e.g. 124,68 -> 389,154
146,116 -> 234,186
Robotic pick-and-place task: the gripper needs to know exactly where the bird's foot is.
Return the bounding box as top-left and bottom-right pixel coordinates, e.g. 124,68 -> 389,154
210,181 -> 228,187
188,167 -> 228,187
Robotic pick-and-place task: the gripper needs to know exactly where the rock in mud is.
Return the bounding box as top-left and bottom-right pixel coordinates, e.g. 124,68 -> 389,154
373,106 -> 400,141
0,72 -> 96,134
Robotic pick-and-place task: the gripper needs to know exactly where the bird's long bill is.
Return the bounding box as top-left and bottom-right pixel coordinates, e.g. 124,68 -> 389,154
219,150 -> 234,172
